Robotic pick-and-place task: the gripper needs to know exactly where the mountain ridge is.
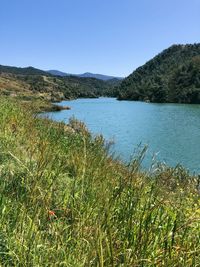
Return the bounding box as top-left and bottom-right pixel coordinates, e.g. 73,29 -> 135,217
117,43 -> 200,104
0,64 -> 50,76
47,70 -> 123,81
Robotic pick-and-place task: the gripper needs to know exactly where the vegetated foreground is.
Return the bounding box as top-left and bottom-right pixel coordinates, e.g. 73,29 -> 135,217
0,98 -> 200,266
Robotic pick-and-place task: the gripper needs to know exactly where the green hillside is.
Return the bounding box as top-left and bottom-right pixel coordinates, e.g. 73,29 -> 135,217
0,64 -> 120,110
0,65 -> 49,76
117,44 -> 200,103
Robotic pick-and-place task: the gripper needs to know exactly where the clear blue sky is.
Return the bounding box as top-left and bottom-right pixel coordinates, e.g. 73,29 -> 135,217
1,0 -> 199,76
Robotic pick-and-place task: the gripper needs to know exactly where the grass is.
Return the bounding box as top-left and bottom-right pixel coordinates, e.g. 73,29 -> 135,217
0,97 -> 200,266
0,73 -> 67,112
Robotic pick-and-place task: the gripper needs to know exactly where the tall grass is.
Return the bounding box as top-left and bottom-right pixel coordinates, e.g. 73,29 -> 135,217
0,98 -> 200,266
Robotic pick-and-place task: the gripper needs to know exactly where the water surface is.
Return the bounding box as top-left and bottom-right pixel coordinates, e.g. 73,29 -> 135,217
42,98 -> 200,173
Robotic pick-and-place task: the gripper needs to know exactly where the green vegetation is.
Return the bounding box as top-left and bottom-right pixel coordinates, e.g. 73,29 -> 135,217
0,97 -> 200,266
117,43 -> 200,103
0,65 -> 49,76
0,64 -> 120,109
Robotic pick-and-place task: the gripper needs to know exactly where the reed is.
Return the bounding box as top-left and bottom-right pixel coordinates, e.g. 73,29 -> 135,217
0,98 -> 199,266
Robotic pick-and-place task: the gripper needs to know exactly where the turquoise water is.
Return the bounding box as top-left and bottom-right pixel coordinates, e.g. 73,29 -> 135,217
42,98 -> 200,173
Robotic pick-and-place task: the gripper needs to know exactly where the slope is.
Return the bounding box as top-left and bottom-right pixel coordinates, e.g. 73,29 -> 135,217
117,43 -> 200,103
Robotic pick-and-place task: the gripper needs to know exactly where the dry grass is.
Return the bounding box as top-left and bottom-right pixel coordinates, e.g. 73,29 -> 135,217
0,98 -> 199,266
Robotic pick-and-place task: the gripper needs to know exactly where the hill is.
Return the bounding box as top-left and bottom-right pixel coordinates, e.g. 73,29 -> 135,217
47,69 -> 69,77
0,64 -> 119,110
47,70 -> 123,81
0,65 -> 49,76
78,72 -> 123,81
117,43 -> 200,103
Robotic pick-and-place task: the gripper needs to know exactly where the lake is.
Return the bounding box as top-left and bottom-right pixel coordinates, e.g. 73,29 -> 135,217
42,97 -> 200,173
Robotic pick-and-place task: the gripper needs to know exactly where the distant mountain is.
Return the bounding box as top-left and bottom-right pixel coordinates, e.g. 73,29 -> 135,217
47,70 -> 68,77
78,72 -> 123,81
117,43 -> 200,104
47,70 -> 123,81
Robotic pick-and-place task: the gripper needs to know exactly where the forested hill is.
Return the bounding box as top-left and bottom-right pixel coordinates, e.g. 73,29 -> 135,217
0,65 -> 49,76
0,64 -> 120,103
117,43 -> 200,103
